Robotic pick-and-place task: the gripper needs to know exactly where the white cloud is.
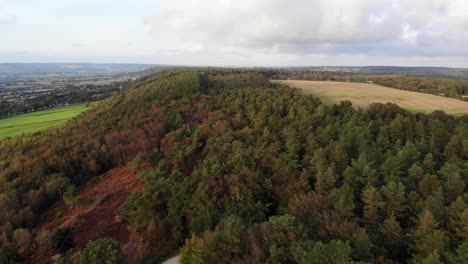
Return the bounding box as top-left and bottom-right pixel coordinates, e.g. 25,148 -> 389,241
1,0 -> 467,66
0,13 -> 16,25
145,0 -> 468,58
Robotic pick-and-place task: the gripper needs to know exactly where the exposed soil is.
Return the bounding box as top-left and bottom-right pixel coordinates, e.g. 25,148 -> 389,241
32,165 -> 147,263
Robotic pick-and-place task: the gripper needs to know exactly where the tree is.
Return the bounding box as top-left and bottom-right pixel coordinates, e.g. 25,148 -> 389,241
314,159 -> 336,194
180,216 -> 245,264
447,197 -> 466,239
423,153 -> 435,173
407,163 -> 424,189
443,136 -> 462,162
381,181 -> 406,218
331,184 -> 355,220
63,185 -> 82,208
286,193 -> 332,236
291,239 -> 357,264
48,227 -> 74,254
350,229 -> 373,261
0,244 -> 19,264
12,228 -> 32,255
439,163 -> 465,202
380,215 -> 405,260
414,250 -> 443,264
362,186 -> 385,224
445,242 -> 468,264
452,209 -> 468,241
260,215 -> 304,263
75,238 -> 123,264
412,211 -> 448,259
418,175 -> 441,198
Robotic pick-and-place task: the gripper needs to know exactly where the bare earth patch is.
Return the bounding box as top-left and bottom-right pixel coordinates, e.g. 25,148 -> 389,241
275,80 -> 468,115
33,166 -> 147,263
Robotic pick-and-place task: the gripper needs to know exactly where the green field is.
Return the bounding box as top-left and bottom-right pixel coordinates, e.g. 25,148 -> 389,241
0,104 -> 90,138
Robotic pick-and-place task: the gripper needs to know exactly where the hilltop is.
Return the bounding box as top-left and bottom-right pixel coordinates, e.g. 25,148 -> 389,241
0,69 -> 467,263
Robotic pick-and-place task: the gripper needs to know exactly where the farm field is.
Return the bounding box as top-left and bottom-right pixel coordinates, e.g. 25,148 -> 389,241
275,80 -> 468,115
0,104 -> 90,138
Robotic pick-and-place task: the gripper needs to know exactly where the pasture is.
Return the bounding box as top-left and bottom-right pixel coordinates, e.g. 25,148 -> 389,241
275,80 -> 468,115
0,104 -> 89,138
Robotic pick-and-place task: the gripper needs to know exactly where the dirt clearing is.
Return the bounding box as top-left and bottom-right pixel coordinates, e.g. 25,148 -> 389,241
33,166 -> 147,263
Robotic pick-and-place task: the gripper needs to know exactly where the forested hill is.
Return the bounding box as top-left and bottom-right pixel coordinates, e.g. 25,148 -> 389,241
0,69 -> 467,263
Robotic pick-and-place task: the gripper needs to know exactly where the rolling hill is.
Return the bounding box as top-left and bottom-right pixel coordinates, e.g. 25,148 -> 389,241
0,69 -> 466,263
0,63 -> 153,78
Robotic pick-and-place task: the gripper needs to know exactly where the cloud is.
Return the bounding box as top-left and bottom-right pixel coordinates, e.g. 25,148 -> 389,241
0,13 -> 16,25
144,0 -> 468,57
1,0 -> 467,66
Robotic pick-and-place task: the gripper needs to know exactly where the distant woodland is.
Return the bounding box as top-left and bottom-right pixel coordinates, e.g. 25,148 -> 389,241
266,70 -> 468,101
0,69 -> 467,263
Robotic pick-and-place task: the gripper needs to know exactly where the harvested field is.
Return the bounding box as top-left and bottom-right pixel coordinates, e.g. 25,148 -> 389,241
275,80 -> 468,115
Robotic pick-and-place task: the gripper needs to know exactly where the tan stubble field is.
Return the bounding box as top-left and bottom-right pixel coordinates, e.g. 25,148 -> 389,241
275,80 -> 468,115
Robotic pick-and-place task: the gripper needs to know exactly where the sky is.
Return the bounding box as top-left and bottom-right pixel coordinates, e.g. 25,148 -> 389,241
1,0 -> 468,67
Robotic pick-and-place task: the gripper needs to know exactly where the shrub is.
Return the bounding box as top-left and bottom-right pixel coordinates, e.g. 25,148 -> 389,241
48,227 -> 74,254
0,244 -> 19,264
75,238 -> 123,264
3,171 -> 18,183
12,228 -> 32,254
63,185 -> 82,208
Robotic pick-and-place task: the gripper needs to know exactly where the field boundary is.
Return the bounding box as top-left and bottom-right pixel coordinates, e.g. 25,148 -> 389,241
0,103 -> 90,138
274,80 -> 468,115
0,118 -> 71,129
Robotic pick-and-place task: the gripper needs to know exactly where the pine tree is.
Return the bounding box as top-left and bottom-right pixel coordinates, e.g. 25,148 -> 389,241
380,214 -> 405,260
439,163 -> 465,202
453,209 -> 468,241
381,181 -> 406,218
331,184 -> 355,220
445,242 -> 468,264
362,186 -> 384,224
446,197 -> 466,242
412,211 -> 448,259
414,250 -> 443,264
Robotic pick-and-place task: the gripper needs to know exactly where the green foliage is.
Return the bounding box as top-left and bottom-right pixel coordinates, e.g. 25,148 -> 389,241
0,69 -> 467,262
75,238 -> 123,264
414,250 -> 443,264
180,216 -> 244,264
291,240 -> 360,264
445,242 -> 468,264
379,215 -> 405,259
350,229 -> 373,260
369,76 -> 468,100
259,215 -> 304,263
62,185 -> 82,208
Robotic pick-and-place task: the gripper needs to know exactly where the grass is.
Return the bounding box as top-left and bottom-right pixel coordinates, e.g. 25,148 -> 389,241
402,107 -> 432,114
0,104 -> 90,139
274,80 -> 468,115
